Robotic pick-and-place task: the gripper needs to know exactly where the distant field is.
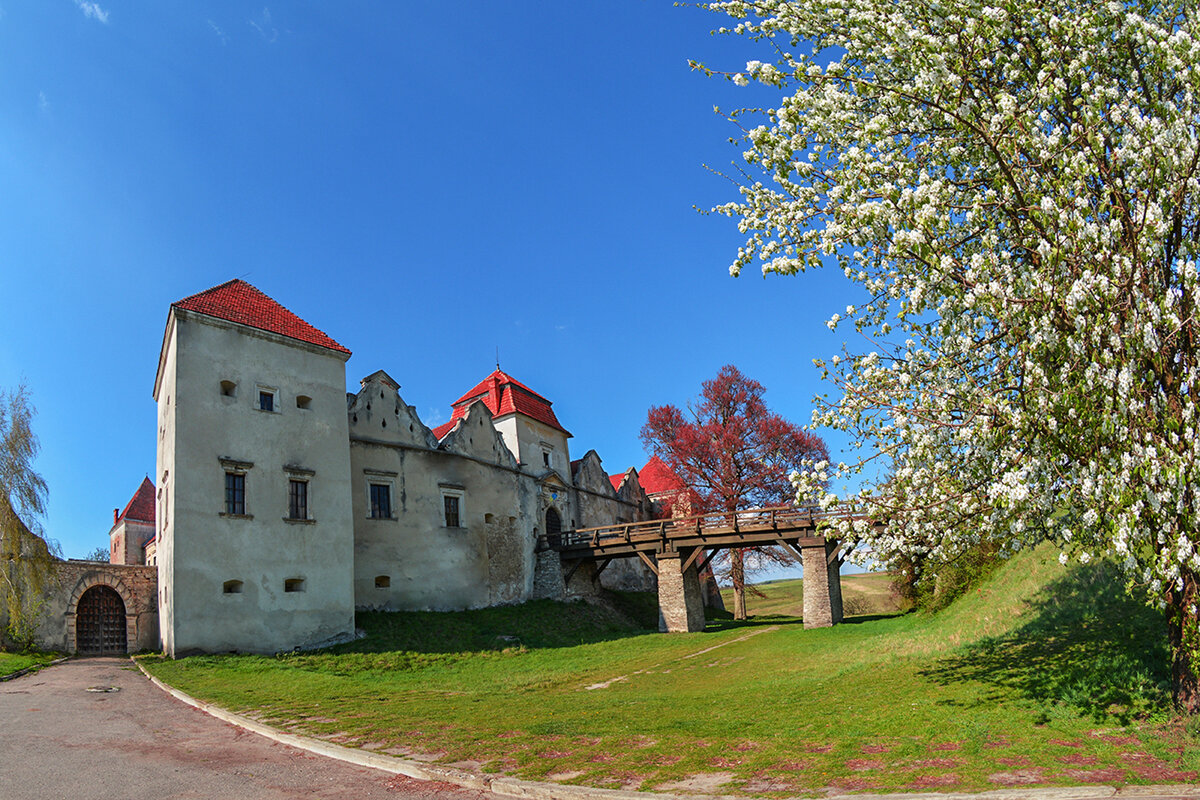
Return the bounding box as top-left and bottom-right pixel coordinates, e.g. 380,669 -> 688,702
720,571 -> 901,618
141,546 -> 1196,795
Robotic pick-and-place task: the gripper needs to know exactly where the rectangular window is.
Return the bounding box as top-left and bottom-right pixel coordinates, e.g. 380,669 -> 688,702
225,472 -> 245,515
370,483 -> 391,519
288,479 -> 308,520
258,390 -> 275,412
444,494 -> 460,528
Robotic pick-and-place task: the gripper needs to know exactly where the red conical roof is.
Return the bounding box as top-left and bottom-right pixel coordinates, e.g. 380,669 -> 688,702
117,477 -> 156,524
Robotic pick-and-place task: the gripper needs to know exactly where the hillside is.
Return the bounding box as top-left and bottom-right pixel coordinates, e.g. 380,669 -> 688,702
720,570 -> 901,618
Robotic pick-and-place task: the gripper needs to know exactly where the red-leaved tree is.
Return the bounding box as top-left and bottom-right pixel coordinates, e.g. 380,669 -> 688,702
640,365 -> 828,619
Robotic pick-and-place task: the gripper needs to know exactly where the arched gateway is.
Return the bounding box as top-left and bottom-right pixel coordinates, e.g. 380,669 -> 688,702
75,585 -> 127,655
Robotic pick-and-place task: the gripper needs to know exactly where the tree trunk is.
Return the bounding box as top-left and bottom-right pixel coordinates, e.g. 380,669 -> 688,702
1168,572 -> 1200,713
731,548 -> 747,620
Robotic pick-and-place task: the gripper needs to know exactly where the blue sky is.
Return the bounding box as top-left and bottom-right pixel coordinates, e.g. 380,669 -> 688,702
0,1 -> 859,575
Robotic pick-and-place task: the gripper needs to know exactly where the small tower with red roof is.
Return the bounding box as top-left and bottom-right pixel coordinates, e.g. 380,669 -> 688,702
108,477 -> 156,565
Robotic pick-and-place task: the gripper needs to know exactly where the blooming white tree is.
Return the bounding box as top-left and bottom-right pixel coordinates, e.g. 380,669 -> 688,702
698,1 -> 1200,709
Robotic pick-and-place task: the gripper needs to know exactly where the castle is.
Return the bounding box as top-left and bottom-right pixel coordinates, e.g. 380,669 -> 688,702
143,279 -> 669,655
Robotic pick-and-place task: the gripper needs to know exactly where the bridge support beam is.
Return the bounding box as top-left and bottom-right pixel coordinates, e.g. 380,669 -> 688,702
802,540 -> 844,629
657,550 -> 706,633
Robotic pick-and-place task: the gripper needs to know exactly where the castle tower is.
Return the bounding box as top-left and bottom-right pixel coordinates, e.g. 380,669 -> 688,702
433,369 -> 575,533
152,280 -> 355,656
108,477 -> 156,564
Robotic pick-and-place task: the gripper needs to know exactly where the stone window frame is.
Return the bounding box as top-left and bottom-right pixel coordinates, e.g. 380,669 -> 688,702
284,465 -> 315,524
439,484 -> 465,529
364,469 -> 398,520
540,442 -> 555,469
218,458 -> 253,519
256,384 -> 279,413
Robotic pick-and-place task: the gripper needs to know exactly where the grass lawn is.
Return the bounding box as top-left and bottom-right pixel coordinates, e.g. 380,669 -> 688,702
0,650 -> 57,677
141,546 -> 1199,795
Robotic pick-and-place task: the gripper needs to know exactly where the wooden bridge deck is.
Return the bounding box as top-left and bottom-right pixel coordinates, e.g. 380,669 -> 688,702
547,506 -> 854,562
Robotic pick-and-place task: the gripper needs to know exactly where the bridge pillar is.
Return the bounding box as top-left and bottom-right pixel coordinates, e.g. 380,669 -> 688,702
657,551 -> 706,633
802,539 -> 843,629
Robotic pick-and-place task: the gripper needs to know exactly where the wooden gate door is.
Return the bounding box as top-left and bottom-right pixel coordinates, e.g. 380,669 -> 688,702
76,585 -> 127,655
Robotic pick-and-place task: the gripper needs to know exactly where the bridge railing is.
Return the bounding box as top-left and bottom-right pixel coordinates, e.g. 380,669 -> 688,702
548,505 -> 852,551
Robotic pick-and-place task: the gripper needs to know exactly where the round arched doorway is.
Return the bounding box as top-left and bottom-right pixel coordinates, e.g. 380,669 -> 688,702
546,507 -> 562,538
76,585 -> 127,655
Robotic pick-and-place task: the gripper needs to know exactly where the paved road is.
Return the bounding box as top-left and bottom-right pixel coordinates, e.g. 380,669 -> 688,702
0,657 -> 487,800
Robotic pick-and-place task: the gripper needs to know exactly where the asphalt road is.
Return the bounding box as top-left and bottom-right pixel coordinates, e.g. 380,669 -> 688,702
0,657 -> 487,800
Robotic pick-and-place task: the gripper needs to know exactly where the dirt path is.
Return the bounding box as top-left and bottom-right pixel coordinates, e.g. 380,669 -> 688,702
0,657 -> 486,800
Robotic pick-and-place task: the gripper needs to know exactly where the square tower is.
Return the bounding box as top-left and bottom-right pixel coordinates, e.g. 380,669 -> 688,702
153,280 -> 355,656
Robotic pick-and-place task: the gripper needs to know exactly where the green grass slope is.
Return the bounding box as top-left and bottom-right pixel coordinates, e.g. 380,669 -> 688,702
142,545 -> 1194,795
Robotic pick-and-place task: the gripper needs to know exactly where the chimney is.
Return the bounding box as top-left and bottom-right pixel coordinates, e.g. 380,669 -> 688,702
488,374 -> 502,413
113,508 -> 119,525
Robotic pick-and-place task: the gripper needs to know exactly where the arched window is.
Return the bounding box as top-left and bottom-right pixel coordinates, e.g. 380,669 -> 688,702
545,507 -> 562,538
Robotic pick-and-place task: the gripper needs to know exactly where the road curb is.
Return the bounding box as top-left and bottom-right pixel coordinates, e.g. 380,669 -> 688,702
131,658 -> 1200,800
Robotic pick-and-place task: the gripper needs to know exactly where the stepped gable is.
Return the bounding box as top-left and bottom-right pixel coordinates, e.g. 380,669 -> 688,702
438,369 -> 569,437
117,477 -> 156,524
172,279 -> 350,355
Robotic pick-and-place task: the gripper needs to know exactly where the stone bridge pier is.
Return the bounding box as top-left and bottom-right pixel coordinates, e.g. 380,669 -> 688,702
656,541 -> 844,633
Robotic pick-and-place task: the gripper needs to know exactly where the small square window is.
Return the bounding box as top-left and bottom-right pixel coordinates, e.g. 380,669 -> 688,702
375,575 -> 390,588
225,472 -> 245,515
223,580 -> 243,594
288,480 -> 308,520
284,578 -> 305,593
370,483 -> 391,519
259,391 -> 275,412
444,494 -> 460,528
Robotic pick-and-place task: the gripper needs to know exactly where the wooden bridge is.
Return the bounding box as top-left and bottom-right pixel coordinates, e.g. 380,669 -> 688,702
546,506 -> 861,633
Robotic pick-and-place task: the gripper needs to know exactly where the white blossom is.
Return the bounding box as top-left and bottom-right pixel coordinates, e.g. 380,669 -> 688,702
701,0 -> 1200,684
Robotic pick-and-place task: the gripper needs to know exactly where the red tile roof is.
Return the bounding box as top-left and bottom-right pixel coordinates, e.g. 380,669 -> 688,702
431,420 -> 456,440
117,477 -> 156,524
638,456 -> 683,496
608,473 -> 624,491
173,279 -> 350,355
445,369 -> 568,435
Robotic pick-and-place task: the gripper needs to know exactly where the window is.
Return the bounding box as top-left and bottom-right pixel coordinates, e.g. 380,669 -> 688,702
444,494 -> 460,527
296,395 -> 311,410
370,483 -> 391,519
284,578 -> 305,593
288,479 -> 308,520
375,575 -> 390,588
258,390 -> 275,412
440,485 -> 464,528
220,380 -> 237,398
223,580 -> 243,594
225,472 -> 245,515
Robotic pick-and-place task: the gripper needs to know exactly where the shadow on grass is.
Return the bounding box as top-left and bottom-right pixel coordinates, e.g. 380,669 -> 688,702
704,614 -> 806,633
919,561 -> 1170,724
334,594 -> 663,656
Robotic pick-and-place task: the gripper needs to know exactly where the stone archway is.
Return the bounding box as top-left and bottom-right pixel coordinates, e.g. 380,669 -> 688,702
545,507 -> 562,539
75,585 -> 128,655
